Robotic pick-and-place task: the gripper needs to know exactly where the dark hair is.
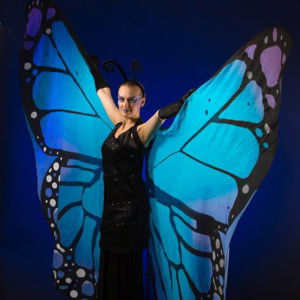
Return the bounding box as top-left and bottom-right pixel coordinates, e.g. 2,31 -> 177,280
119,80 -> 145,97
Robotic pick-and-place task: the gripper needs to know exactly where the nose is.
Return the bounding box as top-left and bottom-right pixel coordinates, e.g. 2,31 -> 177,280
123,99 -> 131,107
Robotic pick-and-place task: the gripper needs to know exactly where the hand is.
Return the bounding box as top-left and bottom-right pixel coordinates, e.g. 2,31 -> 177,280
179,88 -> 196,104
87,54 -> 109,90
158,88 -> 196,119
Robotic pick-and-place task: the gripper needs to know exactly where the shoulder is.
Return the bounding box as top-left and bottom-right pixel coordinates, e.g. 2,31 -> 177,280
135,123 -> 150,148
136,123 -> 147,138
136,123 -> 144,131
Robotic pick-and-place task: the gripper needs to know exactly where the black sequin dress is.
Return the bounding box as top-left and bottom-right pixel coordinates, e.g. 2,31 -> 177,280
96,119 -> 149,300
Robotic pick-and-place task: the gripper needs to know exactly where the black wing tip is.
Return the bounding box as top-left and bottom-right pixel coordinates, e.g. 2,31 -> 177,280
253,26 -> 292,49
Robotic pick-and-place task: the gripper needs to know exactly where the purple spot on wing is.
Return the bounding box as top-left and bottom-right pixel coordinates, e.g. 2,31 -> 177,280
282,53 -> 286,64
45,187 -> 52,197
26,8 -> 42,37
260,46 -> 282,87
245,44 -> 257,60
47,8 -> 56,20
266,94 -> 276,108
24,41 -> 35,50
81,281 -> 94,296
53,250 -> 63,268
273,27 -> 277,42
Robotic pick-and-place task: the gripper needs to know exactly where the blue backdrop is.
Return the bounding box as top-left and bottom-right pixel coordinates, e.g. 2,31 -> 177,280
2,0 -> 300,299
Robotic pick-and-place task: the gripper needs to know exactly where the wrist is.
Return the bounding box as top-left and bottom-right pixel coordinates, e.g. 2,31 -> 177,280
155,110 -> 165,121
158,100 -> 182,119
97,87 -> 111,96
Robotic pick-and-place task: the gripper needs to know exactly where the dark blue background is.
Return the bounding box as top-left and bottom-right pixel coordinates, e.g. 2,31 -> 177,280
2,0 -> 300,299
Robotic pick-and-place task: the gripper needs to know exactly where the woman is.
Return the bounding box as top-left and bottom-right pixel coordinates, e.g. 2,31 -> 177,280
89,59 -> 193,300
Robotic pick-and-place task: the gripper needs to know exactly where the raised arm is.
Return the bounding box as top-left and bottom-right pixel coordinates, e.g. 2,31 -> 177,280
88,55 -> 123,124
97,88 -> 123,125
138,88 -> 195,147
137,111 -> 165,147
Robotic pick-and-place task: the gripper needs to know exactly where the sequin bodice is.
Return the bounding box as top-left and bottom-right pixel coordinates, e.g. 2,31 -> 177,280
100,120 -> 149,253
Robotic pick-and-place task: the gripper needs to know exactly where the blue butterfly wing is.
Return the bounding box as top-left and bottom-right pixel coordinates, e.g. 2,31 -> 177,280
20,0 -> 112,298
147,27 -> 291,300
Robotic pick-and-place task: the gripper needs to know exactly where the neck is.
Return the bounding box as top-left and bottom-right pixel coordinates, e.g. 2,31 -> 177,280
122,116 -> 140,126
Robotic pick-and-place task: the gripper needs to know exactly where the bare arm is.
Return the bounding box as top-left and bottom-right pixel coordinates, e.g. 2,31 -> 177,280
138,88 -> 195,146
137,111 -> 166,147
97,87 -> 123,125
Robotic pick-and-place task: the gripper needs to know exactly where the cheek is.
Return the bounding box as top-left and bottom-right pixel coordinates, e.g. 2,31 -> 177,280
132,104 -> 140,111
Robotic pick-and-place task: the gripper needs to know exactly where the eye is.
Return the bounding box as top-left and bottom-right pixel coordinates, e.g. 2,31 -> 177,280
118,97 -> 125,102
128,97 -> 136,103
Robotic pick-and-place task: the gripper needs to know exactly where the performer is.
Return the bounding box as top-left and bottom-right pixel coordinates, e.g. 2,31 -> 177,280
19,1 -> 291,298
88,58 -> 193,299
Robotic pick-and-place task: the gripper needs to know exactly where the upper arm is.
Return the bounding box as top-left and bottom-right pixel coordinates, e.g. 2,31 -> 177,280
97,87 -> 123,125
137,111 -> 165,147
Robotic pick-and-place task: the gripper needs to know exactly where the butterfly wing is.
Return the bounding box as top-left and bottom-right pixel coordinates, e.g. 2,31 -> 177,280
20,0 -> 112,298
147,27 -> 291,300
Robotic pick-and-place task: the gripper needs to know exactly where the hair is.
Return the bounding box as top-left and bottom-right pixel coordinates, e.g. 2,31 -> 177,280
119,80 -> 145,97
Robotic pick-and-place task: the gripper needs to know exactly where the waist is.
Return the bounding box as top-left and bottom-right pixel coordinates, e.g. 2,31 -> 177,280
103,166 -> 145,183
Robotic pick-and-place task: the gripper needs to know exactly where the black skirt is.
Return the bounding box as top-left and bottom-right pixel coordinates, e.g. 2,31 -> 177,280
96,248 -> 145,300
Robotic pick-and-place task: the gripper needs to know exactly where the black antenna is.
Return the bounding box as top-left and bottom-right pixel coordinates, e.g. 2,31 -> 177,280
102,60 -> 128,81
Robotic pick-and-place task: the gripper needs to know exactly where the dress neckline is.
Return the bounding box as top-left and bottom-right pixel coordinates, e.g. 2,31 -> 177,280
113,118 -> 143,140
114,124 -> 134,139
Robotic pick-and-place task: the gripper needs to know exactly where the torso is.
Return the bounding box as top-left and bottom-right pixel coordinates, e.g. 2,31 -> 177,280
99,119 -> 149,253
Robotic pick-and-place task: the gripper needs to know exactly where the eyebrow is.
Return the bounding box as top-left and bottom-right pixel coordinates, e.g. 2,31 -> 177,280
118,96 -> 139,100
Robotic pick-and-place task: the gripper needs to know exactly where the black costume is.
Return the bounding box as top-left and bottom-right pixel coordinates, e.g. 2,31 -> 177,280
20,4 -> 292,298
97,118 -> 149,299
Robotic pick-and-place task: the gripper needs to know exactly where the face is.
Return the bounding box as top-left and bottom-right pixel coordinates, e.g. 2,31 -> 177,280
117,85 -> 145,119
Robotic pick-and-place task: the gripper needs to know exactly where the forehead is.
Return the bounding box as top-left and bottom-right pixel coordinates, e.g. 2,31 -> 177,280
118,85 -> 142,97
